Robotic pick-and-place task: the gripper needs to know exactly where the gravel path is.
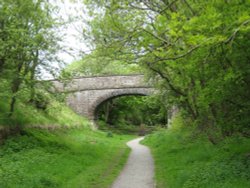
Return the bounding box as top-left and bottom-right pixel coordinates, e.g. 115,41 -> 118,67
111,137 -> 155,188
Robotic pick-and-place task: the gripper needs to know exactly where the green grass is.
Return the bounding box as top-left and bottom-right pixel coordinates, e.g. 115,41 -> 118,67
143,116 -> 250,188
97,120 -> 158,135
0,128 -> 134,188
0,80 -> 136,187
0,98 -> 90,129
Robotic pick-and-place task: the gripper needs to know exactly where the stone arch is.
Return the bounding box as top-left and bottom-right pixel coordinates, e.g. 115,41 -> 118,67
88,88 -> 153,121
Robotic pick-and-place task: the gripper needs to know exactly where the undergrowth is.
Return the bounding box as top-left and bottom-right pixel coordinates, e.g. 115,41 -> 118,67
0,128 -> 133,188
143,115 -> 250,188
0,87 -> 135,187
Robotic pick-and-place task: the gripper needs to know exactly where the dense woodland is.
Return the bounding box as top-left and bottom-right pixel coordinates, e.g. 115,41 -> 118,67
0,0 -> 62,118
0,0 -> 250,187
79,0 -> 250,141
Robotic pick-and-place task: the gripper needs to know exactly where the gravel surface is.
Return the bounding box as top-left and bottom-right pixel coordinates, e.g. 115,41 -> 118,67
111,137 -> 155,188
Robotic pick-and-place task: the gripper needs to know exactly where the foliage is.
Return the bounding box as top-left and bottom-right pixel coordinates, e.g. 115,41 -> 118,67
0,128 -> 134,188
0,0 -> 62,116
82,0 -> 250,139
96,95 -> 168,134
64,52 -> 142,77
143,115 -> 250,188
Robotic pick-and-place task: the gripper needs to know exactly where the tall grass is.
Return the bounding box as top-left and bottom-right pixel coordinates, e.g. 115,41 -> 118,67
0,128 -> 134,187
143,115 -> 250,188
0,99 -> 89,129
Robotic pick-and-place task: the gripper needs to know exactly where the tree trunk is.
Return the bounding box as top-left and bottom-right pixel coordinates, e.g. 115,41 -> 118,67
29,50 -> 39,103
8,62 -> 23,117
104,102 -> 110,123
0,59 -> 5,73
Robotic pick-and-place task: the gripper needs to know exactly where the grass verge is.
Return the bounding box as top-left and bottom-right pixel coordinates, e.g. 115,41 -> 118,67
142,116 -> 250,188
0,99 -> 90,129
0,128 -> 134,188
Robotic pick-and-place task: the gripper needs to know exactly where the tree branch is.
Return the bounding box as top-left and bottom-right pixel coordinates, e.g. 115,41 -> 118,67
160,0 -> 179,14
142,28 -> 170,45
145,61 -> 186,97
183,0 -> 196,16
158,44 -> 201,61
224,19 -> 250,44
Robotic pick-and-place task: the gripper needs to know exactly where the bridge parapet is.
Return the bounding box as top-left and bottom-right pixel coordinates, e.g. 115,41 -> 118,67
52,74 -> 150,92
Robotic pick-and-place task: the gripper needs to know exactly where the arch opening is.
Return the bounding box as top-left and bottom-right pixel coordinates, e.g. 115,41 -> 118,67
94,93 -> 147,122
88,88 -> 153,121
90,90 -> 168,134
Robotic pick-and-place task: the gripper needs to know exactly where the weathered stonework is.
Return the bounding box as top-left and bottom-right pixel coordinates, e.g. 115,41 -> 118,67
52,75 -> 154,120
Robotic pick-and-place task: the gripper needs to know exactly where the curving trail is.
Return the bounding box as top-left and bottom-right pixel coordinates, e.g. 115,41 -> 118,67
111,137 -> 155,188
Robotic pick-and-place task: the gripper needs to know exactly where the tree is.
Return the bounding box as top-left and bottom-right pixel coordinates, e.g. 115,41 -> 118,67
64,51 -> 142,77
83,0 -> 250,139
96,95 -> 168,132
0,0 -> 62,116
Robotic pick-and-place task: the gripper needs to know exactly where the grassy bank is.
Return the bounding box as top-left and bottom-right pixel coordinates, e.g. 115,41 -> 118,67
0,128 -> 134,188
143,117 -> 250,188
0,93 -> 134,187
0,98 -> 89,129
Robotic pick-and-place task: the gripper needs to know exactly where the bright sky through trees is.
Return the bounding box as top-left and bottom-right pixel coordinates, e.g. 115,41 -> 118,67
55,0 -> 88,61
42,0 -> 89,79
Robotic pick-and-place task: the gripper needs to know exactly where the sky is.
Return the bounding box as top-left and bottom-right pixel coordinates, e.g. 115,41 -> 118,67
53,0 -> 89,64
42,0 -> 90,79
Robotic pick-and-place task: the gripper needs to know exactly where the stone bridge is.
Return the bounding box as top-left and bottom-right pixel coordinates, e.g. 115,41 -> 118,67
52,74 -> 154,121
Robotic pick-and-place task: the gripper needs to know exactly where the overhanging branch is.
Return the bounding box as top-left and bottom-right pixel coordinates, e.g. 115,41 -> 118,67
145,61 -> 186,97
